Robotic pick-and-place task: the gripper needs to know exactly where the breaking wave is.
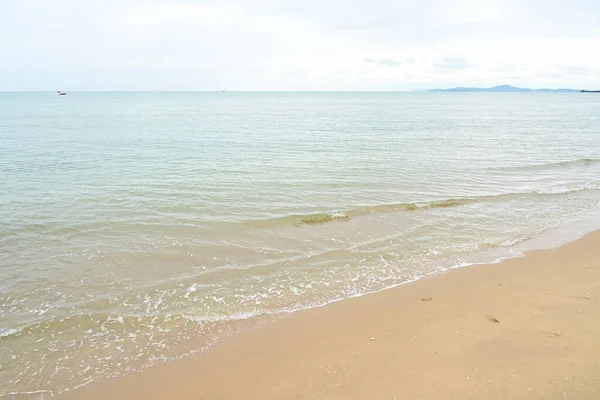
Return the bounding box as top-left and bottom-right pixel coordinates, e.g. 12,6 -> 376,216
247,184 -> 597,227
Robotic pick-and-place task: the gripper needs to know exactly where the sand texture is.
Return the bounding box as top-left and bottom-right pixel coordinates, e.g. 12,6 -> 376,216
61,231 -> 600,400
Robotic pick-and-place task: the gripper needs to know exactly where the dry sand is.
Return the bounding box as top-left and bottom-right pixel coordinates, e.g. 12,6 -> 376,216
62,231 -> 600,400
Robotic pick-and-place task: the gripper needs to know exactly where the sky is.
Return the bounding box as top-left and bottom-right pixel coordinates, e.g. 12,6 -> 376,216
1,0 -> 599,91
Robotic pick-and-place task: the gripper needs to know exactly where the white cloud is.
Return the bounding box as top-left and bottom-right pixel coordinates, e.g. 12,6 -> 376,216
0,0 -> 599,90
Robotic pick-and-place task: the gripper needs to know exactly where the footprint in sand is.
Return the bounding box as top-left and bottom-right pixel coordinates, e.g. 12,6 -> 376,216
542,332 -> 565,339
568,295 -> 592,301
485,315 -> 500,323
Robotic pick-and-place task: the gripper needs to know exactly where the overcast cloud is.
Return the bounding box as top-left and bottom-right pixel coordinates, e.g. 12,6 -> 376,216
1,0 -> 599,90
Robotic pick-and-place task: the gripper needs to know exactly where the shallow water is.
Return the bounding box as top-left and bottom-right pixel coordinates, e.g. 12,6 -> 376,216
1,92 -> 600,397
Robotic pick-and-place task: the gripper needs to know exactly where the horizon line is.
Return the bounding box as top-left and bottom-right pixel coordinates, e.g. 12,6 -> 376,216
0,88 -> 589,93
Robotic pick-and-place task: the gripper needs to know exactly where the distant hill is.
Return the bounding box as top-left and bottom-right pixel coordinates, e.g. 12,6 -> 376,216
428,85 -> 578,93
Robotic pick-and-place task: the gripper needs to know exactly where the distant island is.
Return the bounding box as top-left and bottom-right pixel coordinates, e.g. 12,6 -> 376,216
580,90 -> 600,93
428,84 -> 578,93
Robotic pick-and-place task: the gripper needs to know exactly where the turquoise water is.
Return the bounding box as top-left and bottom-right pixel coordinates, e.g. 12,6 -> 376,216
1,92 -> 600,397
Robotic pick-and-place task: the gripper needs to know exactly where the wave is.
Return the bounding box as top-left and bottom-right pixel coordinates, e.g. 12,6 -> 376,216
246,184 -> 598,227
490,158 -> 600,172
297,199 -> 470,224
248,198 -> 475,227
299,212 -> 351,225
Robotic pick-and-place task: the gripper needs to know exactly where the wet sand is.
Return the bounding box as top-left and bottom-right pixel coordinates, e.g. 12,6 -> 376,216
62,230 -> 600,400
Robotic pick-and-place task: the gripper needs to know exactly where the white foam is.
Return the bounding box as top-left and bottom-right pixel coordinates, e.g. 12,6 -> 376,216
1,389 -> 53,397
183,284 -> 198,299
535,182 -> 597,195
330,212 -> 348,219
0,327 -> 22,338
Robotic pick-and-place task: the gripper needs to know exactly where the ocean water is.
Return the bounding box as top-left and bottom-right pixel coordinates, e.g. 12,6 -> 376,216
1,92 -> 600,397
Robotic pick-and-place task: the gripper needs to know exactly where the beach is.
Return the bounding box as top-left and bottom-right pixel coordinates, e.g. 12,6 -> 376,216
4,0 -> 600,396
60,230 -> 600,399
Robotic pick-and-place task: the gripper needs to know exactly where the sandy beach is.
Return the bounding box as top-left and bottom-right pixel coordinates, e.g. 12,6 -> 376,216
60,230 -> 600,400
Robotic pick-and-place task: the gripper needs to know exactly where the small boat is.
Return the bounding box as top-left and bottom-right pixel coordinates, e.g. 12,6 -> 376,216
56,91 -> 67,96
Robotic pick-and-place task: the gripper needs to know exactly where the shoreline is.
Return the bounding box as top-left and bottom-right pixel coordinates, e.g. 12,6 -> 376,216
60,229 -> 600,399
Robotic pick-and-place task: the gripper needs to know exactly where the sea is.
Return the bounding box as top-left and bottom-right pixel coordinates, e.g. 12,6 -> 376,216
1,91 -> 599,398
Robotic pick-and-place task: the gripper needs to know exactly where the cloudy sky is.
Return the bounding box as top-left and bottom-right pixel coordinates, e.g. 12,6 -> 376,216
1,0 -> 599,90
